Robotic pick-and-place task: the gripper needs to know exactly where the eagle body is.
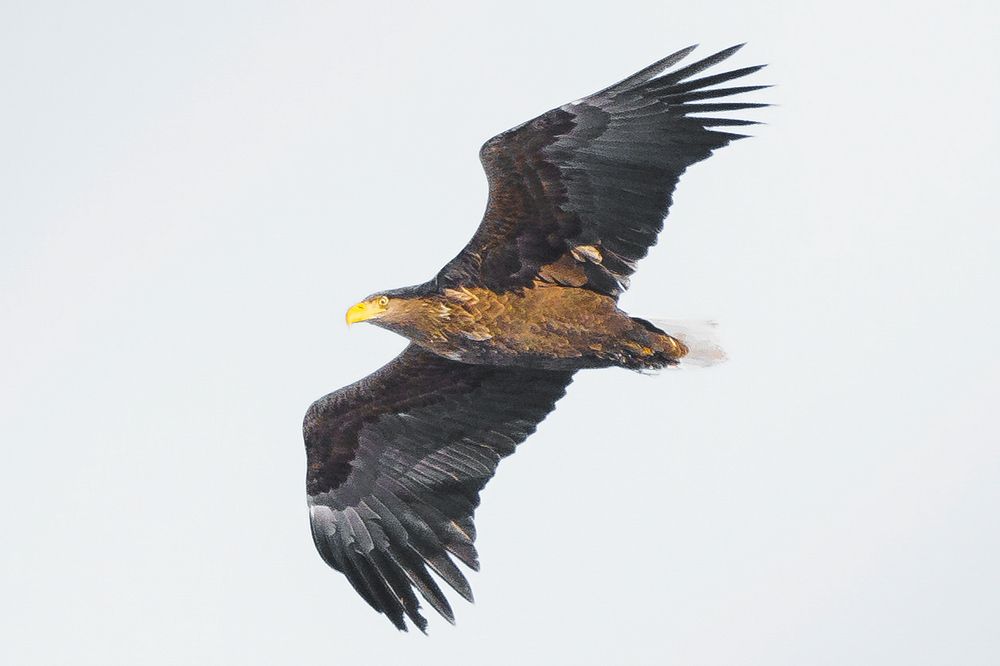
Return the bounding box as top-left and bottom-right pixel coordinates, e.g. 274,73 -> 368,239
304,44 -> 767,631
363,284 -> 688,370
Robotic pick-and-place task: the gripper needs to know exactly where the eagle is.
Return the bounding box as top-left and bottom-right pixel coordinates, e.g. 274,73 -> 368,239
304,44 -> 767,631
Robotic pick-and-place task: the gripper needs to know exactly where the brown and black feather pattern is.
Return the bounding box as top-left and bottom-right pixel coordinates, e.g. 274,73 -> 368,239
305,45 -> 766,631
305,345 -> 574,631
439,43 -> 767,297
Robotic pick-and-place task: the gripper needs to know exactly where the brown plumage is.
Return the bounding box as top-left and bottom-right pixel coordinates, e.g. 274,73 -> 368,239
305,44 -> 767,631
357,284 -> 687,370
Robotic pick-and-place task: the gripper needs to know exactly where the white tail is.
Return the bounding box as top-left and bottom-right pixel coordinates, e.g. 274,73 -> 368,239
648,318 -> 727,368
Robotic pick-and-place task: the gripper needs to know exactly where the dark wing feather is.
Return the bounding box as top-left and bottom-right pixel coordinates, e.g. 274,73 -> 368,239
304,344 -> 574,631
437,44 -> 768,297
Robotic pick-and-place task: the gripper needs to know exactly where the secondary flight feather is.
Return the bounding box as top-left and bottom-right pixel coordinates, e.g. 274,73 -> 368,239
304,44 -> 767,631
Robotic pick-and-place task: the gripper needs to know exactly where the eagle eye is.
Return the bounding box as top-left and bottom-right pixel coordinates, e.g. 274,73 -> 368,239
377,296 -> 390,307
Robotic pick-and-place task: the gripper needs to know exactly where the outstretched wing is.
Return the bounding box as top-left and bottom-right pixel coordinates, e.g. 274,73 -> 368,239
437,44 -> 768,297
304,344 -> 574,631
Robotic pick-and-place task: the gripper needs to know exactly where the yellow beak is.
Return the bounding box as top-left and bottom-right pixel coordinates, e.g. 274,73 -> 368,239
345,300 -> 386,326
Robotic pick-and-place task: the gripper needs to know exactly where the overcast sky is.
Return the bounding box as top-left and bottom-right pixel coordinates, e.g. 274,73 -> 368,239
2,1 -> 998,664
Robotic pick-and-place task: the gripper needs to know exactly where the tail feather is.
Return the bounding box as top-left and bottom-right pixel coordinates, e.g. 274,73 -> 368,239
647,318 -> 727,368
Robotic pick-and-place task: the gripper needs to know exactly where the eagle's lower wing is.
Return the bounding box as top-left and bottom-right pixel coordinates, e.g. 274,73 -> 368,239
437,44 -> 767,298
304,344 -> 574,631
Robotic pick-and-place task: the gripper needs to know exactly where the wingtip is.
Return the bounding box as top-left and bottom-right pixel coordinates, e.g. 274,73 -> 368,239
453,581 -> 475,604
406,606 -> 429,633
590,43 -> 728,99
719,42 -> 746,57
668,44 -> 699,66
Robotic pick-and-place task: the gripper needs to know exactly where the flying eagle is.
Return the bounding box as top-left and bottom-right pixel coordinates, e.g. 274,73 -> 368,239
304,44 -> 767,631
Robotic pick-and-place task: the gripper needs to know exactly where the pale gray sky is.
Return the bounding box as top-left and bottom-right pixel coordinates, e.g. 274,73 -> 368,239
2,1 -> 998,664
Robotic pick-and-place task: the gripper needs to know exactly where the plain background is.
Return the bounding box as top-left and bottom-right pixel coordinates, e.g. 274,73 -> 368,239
2,1 -> 998,664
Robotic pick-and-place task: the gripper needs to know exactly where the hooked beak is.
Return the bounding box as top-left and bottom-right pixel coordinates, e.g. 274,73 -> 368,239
345,300 -> 386,326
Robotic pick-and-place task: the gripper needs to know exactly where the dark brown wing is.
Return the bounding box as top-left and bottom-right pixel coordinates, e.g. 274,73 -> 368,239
437,44 -> 768,297
304,344 -> 574,631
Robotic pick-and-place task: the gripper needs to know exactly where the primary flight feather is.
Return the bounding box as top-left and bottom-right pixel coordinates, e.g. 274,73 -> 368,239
304,44 -> 767,631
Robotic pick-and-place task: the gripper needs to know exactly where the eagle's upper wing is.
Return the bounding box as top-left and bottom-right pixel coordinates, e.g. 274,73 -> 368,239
437,44 -> 767,298
304,344 -> 574,631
